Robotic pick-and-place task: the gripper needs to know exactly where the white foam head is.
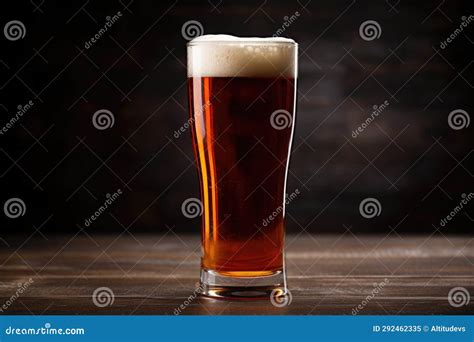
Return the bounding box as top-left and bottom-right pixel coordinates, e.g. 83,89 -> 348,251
187,35 -> 297,78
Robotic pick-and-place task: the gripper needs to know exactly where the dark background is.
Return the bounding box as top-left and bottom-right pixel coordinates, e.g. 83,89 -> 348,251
0,0 -> 472,239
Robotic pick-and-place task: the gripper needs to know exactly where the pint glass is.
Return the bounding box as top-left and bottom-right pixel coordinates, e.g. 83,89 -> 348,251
187,35 -> 297,298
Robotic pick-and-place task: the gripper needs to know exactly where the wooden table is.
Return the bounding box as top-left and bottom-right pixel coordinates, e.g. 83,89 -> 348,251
0,235 -> 473,315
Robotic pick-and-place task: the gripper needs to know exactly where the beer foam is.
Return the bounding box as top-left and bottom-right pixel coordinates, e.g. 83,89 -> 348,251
187,35 -> 297,78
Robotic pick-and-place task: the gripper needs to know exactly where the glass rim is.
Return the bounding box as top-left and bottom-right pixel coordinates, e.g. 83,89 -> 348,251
187,39 -> 298,47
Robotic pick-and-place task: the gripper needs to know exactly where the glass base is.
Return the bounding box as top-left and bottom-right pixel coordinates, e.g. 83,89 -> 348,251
200,268 -> 288,299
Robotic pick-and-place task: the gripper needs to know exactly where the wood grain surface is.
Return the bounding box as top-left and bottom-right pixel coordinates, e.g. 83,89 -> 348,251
0,235 -> 473,315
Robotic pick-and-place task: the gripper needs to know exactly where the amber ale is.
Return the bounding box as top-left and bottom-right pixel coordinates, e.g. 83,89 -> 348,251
187,35 -> 297,298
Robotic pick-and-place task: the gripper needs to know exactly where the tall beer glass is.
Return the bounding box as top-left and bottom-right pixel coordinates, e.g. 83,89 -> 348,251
187,35 -> 297,299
